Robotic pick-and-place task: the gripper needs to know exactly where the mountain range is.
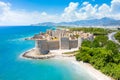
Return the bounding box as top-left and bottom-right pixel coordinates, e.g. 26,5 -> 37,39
31,17 -> 120,27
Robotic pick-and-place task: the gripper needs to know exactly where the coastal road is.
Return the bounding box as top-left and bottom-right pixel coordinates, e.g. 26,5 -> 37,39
108,32 -> 120,45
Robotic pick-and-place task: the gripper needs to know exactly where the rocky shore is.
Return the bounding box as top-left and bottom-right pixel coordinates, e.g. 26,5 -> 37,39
22,49 -> 55,59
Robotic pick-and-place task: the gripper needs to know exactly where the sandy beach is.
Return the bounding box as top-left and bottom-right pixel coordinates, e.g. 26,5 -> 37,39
50,49 -> 113,80
60,57 -> 113,80
21,48 -> 113,80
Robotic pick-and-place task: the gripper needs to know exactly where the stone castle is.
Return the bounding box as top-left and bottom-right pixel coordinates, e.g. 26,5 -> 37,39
28,29 -> 93,55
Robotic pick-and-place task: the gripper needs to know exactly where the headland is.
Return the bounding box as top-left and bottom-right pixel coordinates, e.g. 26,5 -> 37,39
22,29 -> 93,59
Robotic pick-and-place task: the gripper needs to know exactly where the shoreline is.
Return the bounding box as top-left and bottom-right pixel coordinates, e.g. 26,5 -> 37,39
20,48 -> 113,80
52,56 -> 113,80
20,48 -> 55,59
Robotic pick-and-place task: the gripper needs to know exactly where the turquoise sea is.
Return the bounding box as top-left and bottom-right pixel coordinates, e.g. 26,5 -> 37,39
0,26 -> 95,80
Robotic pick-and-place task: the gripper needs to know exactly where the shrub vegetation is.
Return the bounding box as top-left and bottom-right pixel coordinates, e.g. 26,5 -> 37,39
115,31 -> 120,43
76,35 -> 120,80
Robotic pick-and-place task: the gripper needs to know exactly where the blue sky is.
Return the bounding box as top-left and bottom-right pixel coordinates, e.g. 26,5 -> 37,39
0,0 -> 119,25
0,0 -> 112,13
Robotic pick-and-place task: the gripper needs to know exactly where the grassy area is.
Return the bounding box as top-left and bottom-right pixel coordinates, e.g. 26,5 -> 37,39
63,51 -> 79,54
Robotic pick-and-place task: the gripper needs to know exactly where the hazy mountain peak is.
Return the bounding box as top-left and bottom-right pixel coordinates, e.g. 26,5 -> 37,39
32,17 -> 120,27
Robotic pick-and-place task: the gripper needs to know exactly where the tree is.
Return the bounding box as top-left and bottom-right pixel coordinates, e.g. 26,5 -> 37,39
114,31 -> 120,42
92,39 -> 100,47
106,40 -> 119,54
81,40 -> 92,47
94,35 -> 108,47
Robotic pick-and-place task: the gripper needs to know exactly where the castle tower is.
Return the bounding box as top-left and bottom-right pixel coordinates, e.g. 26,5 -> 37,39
59,37 -> 70,50
78,37 -> 82,48
35,40 -> 49,55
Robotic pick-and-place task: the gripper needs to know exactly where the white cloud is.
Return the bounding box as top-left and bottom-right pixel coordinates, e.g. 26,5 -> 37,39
111,0 -> 120,14
0,1 -> 60,25
41,12 -> 47,16
64,2 -> 79,14
98,4 -> 110,14
69,0 -> 120,20
98,4 -> 111,18
82,2 -> 89,6
80,4 -> 98,19
0,1 -> 10,13
61,2 -> 79,22
0,0 -> 120,25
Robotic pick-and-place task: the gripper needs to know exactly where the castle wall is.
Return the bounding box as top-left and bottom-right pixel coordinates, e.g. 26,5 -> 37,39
36,40 -> 49,54
35,37 -> 82,54
69,40 -> 78,49
47,41 -> 59,50
60,37 -> 70,49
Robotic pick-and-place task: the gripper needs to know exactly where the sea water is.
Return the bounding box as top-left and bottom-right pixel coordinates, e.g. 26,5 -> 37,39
0,26 -> 95,80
